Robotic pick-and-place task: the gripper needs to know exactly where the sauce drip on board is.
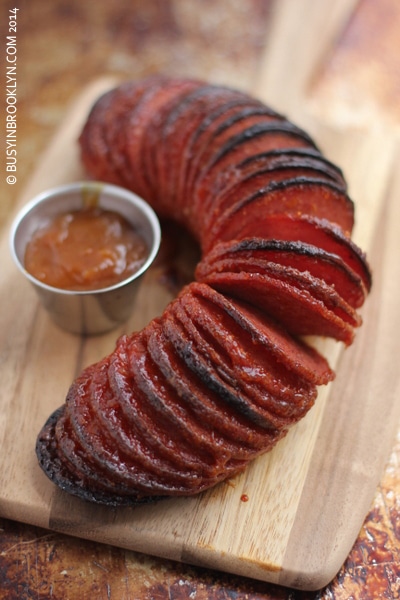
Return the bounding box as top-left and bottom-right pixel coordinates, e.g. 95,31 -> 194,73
24,207 -> 149,291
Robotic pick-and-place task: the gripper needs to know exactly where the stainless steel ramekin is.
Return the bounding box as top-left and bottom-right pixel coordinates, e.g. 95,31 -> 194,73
10,181 -> 161,335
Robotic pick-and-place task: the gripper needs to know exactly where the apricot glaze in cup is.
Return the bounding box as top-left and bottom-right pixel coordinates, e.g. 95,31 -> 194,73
10,181 -> 161,335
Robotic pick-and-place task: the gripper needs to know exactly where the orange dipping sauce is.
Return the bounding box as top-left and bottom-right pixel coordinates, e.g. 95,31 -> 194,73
24,207 -> 149,291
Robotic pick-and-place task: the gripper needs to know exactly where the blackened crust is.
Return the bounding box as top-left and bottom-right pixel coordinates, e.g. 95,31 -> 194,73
35,407 -> 165,507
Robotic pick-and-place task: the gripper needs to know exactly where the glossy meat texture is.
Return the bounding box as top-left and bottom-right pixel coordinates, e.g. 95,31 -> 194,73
36,77 -> 372,505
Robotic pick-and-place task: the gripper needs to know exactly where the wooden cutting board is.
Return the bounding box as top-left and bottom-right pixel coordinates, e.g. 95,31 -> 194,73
1,4 -> 400,591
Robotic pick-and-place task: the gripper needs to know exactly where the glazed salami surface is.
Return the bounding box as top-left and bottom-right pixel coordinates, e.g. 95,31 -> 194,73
36,77 -> 372,505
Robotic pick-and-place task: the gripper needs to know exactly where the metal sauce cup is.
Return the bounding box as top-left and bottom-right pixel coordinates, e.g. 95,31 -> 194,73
9,181 -> 161,335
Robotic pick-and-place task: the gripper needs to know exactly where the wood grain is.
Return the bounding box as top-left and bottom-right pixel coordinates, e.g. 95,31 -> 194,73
1,1 -> 399,592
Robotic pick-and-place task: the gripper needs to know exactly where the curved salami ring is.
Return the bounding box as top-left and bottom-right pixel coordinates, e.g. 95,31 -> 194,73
36,77 -> 372,505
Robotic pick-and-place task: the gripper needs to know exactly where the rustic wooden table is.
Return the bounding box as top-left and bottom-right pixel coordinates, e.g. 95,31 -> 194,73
1,1 -> 399,598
